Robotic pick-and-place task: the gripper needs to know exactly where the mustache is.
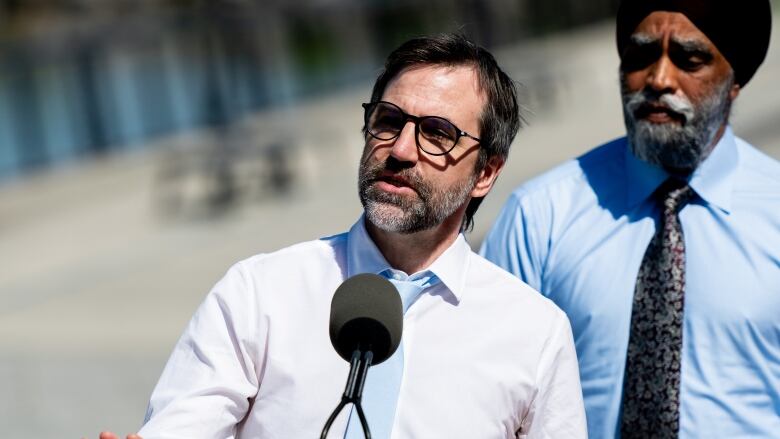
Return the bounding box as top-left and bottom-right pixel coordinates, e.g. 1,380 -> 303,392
624,89 -> 695,123
361,157 -> 425,192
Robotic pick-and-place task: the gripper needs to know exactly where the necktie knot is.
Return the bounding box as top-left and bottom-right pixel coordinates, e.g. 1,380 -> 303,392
381,270 -> 440,314
655,178 -> 694,214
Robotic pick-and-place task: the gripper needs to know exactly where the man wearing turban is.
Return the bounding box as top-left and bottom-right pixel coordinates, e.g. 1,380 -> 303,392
482,0 -> 779,437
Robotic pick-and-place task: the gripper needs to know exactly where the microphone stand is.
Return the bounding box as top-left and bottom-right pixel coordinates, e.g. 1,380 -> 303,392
320,349 -> 374,439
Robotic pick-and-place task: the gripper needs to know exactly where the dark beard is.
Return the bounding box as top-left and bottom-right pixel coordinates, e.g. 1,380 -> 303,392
621,73 -> 734,174
358,156 -> 475,234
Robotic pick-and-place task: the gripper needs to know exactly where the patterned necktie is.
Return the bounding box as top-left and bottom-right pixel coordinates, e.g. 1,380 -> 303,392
343,271 -> 440,439
621,179 -> 694,438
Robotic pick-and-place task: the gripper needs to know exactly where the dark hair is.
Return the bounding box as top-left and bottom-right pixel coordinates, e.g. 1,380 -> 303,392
368,33 -> 522,231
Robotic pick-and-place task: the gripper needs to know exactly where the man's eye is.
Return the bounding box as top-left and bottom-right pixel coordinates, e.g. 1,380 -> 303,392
621,45 -> 661,72
428,129 -> 451,140
375,114 -> 402,128
421,119 -> 457,143
668,45 -> 713,72
671,52 -> 711,72
676,58 -> 705,71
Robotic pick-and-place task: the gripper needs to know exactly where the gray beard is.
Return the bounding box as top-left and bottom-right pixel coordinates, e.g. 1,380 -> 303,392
358,158 -> 476,234
621,74 -> 734,174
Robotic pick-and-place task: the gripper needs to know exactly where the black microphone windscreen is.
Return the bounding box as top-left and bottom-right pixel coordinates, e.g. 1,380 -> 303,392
329,273 -> 402,365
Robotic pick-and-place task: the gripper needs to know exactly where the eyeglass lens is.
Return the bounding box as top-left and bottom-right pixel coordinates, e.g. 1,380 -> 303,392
366,102 -> 460,155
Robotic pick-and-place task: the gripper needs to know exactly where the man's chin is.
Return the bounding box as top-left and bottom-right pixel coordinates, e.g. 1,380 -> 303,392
630,140 -> 701,173
364,199 -> 433,234
368,200 -> 406,215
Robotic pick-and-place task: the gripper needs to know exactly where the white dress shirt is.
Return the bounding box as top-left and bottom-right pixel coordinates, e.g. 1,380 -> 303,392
139,217 -> 586,439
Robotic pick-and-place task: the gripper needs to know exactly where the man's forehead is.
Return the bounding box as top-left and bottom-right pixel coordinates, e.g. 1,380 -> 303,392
389,64 -> 480,89
384,65 -> 484,108
631,12 -> 711,43
627,11 -> 723,60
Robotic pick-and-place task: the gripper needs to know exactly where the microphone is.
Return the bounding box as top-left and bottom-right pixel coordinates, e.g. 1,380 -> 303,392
321,273 -> 403,439
329,273 -> 403,364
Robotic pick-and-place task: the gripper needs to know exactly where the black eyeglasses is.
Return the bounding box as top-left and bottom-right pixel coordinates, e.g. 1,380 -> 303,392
362,101 -> 481,156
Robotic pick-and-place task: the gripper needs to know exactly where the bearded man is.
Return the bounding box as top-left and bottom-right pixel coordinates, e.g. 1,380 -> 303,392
97,34 -> 586,439
482,1 -> 779,438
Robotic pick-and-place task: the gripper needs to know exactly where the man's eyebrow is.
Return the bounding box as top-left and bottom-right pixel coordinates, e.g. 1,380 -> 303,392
670,37 -> 712,54
629,33 -> 659,46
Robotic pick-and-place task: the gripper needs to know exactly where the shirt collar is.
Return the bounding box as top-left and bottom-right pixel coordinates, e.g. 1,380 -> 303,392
689,126 -> 738,213
625,126 -> 739,213
346,215 -> 470,302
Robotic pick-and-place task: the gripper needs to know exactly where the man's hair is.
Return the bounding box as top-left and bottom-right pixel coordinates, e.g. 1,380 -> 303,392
368,33 -> 522,231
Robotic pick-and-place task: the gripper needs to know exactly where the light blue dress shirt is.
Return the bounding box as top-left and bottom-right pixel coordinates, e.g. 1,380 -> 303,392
481,127 -> 780,438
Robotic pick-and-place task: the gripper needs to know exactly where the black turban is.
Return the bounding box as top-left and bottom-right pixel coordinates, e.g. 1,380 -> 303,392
616,0 -> 772,87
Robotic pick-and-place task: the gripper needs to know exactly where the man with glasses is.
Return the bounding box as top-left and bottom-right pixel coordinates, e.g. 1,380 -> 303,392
97,34 -> 586,439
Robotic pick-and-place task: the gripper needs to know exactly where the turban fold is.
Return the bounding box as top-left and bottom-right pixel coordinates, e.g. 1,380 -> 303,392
616,0 -> 772,86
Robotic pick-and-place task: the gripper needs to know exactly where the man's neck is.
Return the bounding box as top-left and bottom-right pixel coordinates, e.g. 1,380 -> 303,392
365,214 -> 464,275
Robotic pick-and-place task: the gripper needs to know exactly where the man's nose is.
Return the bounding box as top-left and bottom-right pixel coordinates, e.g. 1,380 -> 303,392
389,121 -> 419,164
646,54 -> 679,95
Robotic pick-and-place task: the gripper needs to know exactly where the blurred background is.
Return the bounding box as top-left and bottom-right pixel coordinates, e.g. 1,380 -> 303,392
1,1 -> 778,437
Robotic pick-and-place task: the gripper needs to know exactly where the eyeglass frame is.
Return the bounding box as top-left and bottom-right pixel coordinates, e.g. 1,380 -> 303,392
361,100 -> 481,157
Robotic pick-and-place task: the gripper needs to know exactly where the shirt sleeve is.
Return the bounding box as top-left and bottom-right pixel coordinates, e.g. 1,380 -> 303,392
138,262 -> 263,439
523,311 -> 587,439
480,190 -> 549,292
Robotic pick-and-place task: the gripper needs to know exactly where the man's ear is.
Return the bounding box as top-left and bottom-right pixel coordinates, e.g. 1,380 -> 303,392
471,156 -> 505,198
729,82 -> 741,101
